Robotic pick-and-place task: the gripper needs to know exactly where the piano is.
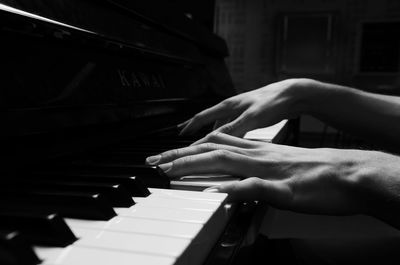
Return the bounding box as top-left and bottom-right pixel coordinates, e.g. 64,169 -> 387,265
1,1 -> 293,265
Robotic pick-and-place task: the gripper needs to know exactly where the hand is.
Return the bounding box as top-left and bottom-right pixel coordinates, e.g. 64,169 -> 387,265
146,132 -> 400,225
179,78 -> 313,137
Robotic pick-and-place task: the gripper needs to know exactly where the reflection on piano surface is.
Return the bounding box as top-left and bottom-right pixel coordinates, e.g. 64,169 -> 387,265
1,1 -> 292,265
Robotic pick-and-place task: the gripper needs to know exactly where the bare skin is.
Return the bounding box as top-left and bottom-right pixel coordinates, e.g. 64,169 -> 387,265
146,78 -> 400,229
179,78 -> 400,150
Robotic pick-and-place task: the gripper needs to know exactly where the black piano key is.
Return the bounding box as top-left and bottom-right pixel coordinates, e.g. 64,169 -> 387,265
57,164 -> 170,188
91,153 -> 149,164
51,182 -> 135,207
0,230 -> 41,265
127,176 -> 151,197
29,174 -> 150,197
0,212 -> 76,247
0,191 -> 116,220
9,181 -> 135,207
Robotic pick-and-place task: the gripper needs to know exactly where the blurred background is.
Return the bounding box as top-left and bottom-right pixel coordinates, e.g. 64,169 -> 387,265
174,0 -> 400,144
214,0 -> 400,138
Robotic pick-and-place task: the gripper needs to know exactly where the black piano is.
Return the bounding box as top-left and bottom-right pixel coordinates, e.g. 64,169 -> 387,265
1,1 -> 292,264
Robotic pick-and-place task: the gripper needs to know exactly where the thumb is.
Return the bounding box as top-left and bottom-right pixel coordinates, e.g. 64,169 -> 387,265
207,178 -> 292,208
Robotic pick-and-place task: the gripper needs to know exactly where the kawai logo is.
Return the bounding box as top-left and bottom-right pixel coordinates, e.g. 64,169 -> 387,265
117,69 -> 166,89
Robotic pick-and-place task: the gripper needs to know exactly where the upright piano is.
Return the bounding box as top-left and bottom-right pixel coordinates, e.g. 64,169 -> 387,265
1,1 -> 292,264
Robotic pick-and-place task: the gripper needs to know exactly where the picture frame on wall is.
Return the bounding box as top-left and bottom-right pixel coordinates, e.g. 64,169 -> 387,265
276,12 -> 336,76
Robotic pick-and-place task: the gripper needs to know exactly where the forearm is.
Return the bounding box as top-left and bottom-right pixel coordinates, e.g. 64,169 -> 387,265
349,151 -> 400,229
297,80 -> 400,151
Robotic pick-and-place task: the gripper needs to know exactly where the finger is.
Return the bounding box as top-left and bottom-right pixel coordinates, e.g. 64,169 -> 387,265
179,102 -> 239,135
216,111 -> 256,137
177,119 -> 190,129
191,131 -> 260,149
213,118 -> 231,130
210,177 -> 292,207
157,150 -> 257,178
146,142 -> 247,165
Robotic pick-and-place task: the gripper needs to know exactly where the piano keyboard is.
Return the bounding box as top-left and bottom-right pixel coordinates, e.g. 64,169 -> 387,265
2,121 -> 287,265
34,188 -> 233,265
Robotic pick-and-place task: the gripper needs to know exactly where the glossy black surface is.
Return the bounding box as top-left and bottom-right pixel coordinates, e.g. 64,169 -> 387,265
0,230 -> 41,265
0,0 -> 240,262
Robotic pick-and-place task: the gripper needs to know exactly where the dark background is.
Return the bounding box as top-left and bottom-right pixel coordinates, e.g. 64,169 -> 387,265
211,0 -> 400,134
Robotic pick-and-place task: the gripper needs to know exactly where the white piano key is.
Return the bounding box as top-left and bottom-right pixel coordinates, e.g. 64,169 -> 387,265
65,216 -> 203,239
72,227 -> 191,258
36,188 -> 233,265
35,246 -> 65,264
135,195 -> 220,211
35,245 -> 175,265
115,205 -> 212,223
243,120 -> 287,142
149,188 -> 228,202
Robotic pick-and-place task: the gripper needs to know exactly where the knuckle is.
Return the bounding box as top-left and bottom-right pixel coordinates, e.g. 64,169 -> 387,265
246,177 -> 266,197
221,99 -> 234,108
212,149 -> 232,162
163,148 -> 180,159
206,131 -> 222,142
220,123 -> 234,133
177,155 -> 195,166
192,113 -> 202,122
247,177 -> 263,188
244,110 -> 257,120
200,142 -> 218,151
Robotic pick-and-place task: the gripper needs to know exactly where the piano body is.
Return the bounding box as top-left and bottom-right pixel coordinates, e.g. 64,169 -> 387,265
1,1 -> 292,265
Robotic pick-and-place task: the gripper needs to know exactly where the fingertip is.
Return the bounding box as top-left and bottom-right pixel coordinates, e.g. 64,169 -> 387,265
146,155 -> 161,165
215,182 -> 235,194
177,120 -> 189,129
203,186 -> 220,193
158,162 -> 172,173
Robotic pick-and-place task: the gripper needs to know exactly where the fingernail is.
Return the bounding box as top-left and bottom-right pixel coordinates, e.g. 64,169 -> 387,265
146,155 -> 161,165
177,121 -> 187,128
158,162 -> 172,173
204,187 -> 219,193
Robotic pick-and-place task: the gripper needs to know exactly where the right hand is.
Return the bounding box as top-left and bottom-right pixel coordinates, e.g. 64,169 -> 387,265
179,78 -> 314,137
147,132 -> 400,221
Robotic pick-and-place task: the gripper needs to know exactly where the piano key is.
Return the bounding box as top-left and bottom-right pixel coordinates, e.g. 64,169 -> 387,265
65,216 -> 203,239
38,164 -> 169,189
0,191 -> 116,220
0,212 -> 76,247
149,187 -> 228,202
30,174 -> 150,197
145,188 -> 235,255
35,245 -> 175,265
58,182 -> 134,207
131,195 -> 221,212
65,164 -> 170,188
115,204 -> 213,223
34,188 -> 232,265
89,153 -> 149,164
0,230 -> 41,265
68,227 -> 192,258
64,197 -> 232,260
16,181 -> 135,207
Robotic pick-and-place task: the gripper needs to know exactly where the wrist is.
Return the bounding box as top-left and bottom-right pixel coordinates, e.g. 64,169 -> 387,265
285,78 -> 321,116
348,151 -> 400,227
293,79 -> 361,117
